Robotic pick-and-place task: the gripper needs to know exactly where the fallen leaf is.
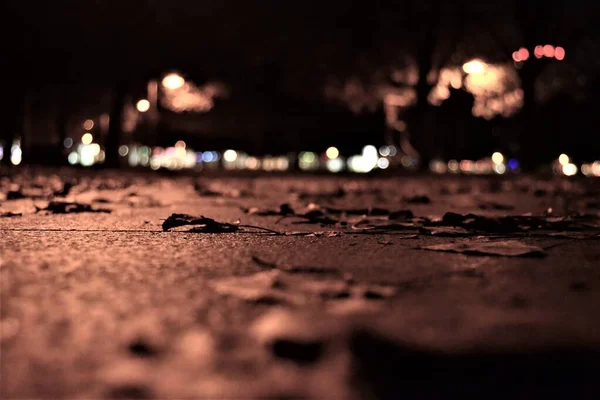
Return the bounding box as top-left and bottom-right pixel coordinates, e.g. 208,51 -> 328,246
162,213 -> 280,234
0,211 -> 22,218
162,213 -> 240,232
6,190 -> 26,200
53,182 -> 74,197
419,226 -> 472,237
418,240 -> 546,257
35,201 -> 111,214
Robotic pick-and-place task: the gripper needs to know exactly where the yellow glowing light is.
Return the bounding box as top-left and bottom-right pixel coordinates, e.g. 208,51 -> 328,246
136,99 -> 150,112
10,147 -> 22,166
246,157 -> 260,170
462,59 -> 486,75
558,154 -> 569,166
83,119 -> 94,130
223,149 -> 238,162
492,152 -> 504,164
81,133 -> 93,145
562,163 -> 577,176
448,160 -> 459,173
90,143 -> 101,156
162,73 -> 185,90
326,146 -> 339,160
582,164 -> 591,176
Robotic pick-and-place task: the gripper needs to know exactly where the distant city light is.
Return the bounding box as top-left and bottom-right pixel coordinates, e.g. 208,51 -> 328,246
202,152 -> 214,162
582,164 -> 591,176
299,151 -> 318,170
326,158 -> 344,173
223,149 -> 238,162
493,163 -> 506,174
83,119 -> 94,131
377,158 -> 390,169
429,160 -> 447,174
448,160 -> 459,173
80,145 -> 95,167
462,59 -> 486,75
512,48 -> 529,62
543,44 -> 555,58
518,47 -> 529,61
508,159 -> 520,170
0,145 -> 3,161
379,146 -> 390,157
136,99 -> 150,113
492,152 -> 504,164
10,143 -> 22,166
362,145 -> 379,171
81,133 -> 93,145
63,138 -> 73,148
325,146 -> 339,160
90,143 -> 101,156
558,153 -> 569,166
555,46 -> 565,60
534,45 -> 544,59
562,163 -> 578,176
68,152 -> 79,165
118,145 -> 129,157
162,73 -> 185,90
246,157 -> 260,170
175,140 -> 186,149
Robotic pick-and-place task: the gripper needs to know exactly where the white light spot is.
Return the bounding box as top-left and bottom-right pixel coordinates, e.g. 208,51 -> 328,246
223,149 -> 238,162
377,158 -> 390,169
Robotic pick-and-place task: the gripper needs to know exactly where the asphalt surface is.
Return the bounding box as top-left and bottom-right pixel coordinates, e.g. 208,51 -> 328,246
1,169 -> 600,399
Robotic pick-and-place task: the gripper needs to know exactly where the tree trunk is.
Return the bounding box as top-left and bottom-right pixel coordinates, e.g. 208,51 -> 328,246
517,60 -> 547,170
407,0 -> 442,166
55,88 -> 69,165
104,82 -> 127,168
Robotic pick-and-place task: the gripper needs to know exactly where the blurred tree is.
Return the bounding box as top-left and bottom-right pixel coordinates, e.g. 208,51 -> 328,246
493,0 -> 599,165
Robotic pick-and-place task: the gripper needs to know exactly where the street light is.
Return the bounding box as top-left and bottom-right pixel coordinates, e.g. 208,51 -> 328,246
162,73 -> 185,90
462,59 -> 486,75
136,99 -> 150,112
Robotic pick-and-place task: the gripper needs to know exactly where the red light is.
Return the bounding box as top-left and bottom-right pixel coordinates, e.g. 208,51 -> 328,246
555,46 -> 565,60
534,45 -> 544,58
512,51 -> 520,62
517,47 -> 529,61
543,44 -> 555,58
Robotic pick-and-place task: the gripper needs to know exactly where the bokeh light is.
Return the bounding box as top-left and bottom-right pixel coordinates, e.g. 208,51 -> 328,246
81,133 -> 93,145
162,73 -> 185,90
83,119 -> 94,130
326,146 -> 339,160
136,99 -> 150,112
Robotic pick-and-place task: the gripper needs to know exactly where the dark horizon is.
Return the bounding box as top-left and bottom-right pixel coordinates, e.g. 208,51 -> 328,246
1,0 -> 599,167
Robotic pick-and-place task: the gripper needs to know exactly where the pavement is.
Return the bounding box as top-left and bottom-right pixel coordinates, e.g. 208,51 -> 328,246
1,168 -> 600,399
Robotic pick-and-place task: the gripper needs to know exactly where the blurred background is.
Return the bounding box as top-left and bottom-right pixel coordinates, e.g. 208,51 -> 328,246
1,0 -> 599,176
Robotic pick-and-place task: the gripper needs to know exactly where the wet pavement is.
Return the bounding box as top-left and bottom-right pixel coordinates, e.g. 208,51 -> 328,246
2,169 -> 600,398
